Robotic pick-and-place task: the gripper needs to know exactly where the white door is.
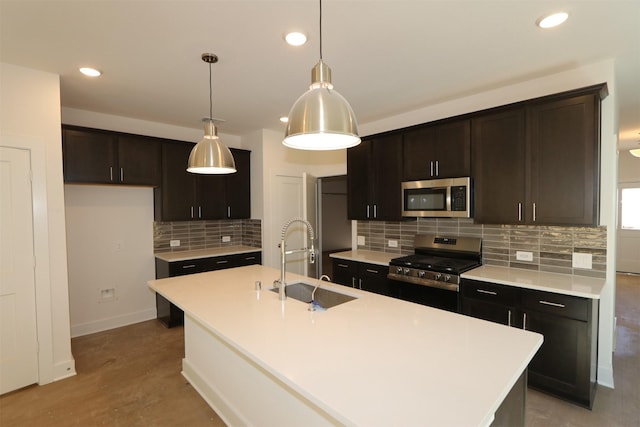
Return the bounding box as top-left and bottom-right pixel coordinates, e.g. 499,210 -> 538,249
0,147 -> 39,394
302,173 -> 318,278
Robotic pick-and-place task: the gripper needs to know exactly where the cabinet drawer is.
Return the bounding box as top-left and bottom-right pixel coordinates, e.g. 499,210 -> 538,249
460,279 -> 519,306
521,289 -> 589,321
168,258 -> 211,276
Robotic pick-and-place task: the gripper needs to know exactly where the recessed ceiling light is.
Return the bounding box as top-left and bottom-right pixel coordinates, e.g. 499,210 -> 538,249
536,12 -> 569,29
284,32 -> 307,46
79,67 -> 101,77
280,116 -> 289,123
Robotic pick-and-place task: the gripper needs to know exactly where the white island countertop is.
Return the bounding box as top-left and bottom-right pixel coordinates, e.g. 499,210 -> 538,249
462,265 -> 605,299
149,265 -> 542,426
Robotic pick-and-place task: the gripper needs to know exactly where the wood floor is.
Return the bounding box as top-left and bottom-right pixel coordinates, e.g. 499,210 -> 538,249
1,273 -> 638,426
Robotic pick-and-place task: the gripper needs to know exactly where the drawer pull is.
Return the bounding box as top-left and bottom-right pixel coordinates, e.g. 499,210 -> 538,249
216,260 -> 229,264
338,264 -> 349,268
477,289 -> 497,296
539,300 -> 566,308
182,264 -> 196,269
245,256 -> 256,260
365,269 -> 379,274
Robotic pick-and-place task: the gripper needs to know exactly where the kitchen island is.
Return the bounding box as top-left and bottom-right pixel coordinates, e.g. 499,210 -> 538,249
148,265 -> 542,426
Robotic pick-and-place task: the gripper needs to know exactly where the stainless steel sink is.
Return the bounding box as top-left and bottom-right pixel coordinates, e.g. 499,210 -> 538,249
269,282 -> 357,309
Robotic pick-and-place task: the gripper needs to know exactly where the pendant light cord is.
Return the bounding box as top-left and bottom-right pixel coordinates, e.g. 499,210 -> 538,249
319,0 -> 323,60
208,62 -> 213,120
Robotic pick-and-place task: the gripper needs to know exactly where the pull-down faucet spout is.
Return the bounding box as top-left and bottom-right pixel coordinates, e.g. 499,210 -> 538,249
278,218 -> 316,301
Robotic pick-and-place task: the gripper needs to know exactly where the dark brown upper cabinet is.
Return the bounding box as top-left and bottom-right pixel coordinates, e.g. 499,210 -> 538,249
62,125 -> 161,186
155,141 -> 251,221
472,84 -> 606,226
347,133 -> 403,220
403,119 -> 471,180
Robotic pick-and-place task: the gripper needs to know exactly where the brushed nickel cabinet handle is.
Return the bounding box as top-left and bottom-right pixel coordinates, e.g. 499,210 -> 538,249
533,203 -> 537,222
365,269 -> 379,274
477,289 -> 497,296
508,310 -> 512,327
182,264 -> 196,269
539,300 -> 565,308
110,166 -> 113,182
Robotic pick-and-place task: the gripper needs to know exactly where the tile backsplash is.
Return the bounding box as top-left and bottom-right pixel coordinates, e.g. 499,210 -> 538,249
154,219 -> 262,253
356,218 -> 606,278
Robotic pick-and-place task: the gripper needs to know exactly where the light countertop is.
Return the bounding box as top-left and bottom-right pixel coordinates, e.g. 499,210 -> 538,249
148,264 -> 542,426
329,249 -> 398,266
462,265 -> 605,299
154,246 -> 261,262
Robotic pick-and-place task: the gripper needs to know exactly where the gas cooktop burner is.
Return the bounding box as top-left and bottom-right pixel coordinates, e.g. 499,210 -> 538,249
390,254 -> 480,275
387,234 -> 482,291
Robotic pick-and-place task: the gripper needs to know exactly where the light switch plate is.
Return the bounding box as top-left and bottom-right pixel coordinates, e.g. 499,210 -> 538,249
222,235 -> 231,243
572,252 -> 593,269
516,251 -> 533,262
388,240 -> 398,248
170,239 -> 180,247
357,235 -> 365,245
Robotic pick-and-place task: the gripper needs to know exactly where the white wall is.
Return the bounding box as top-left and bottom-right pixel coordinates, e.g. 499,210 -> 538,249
357,59 -> 619,388
242,129 -> 346,269
0,63 -> 76,383
64,185 -> 156,337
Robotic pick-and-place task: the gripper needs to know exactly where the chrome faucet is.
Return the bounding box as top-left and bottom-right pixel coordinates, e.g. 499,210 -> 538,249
278,218 -> 316,301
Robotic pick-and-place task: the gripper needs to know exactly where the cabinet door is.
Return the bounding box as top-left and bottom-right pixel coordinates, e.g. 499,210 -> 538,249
332,259 -> 357,287
370,133 -> 403,220
225,149 -> 251,219
471,108 -> 526,224
62,127 -> 117,183
159,142 -> 197,221
527,94 -> 599,225
524,309 -> 591,403
117,135 -> 161,186
403,125 -> 437,180
434,120 -> 471,178
197,174 -> 227,220
358,263 -> 391,296
347,140 -> 373,220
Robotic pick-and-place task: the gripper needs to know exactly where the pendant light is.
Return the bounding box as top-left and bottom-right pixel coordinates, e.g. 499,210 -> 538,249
187,53 -> 236,174
283,0 -> 360,150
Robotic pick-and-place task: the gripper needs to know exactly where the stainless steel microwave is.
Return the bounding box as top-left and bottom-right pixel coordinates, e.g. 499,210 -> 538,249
401,177 -> 472,218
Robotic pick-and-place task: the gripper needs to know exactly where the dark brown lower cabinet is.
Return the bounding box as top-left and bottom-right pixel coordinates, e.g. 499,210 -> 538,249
332,259 -> 395,297
155,251 -> 261,327
460,279 -> 598,409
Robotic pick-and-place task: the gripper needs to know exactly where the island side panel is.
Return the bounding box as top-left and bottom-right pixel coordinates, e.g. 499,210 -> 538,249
182,315 -> 347,427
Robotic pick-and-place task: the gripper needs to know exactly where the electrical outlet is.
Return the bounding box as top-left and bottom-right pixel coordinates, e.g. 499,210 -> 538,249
516,251 -> 533,262
388,239 -> 398,248
357,235 -> 365,245
170,239 -> 180,247
572,252 -> 592,269
100,288 -> 115,300
222,235 -> 231,243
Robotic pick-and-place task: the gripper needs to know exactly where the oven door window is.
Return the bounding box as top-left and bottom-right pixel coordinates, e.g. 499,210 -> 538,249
405,188 -> 447,211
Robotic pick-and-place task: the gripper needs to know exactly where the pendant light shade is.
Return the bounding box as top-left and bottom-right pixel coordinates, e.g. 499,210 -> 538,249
187,53 -> 236,174
187,118 -> 236,174
283,0 -> 360,150
630,148 -> 640,158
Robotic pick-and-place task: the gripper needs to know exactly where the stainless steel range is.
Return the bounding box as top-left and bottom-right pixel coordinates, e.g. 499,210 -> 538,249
388,234 -> 482,292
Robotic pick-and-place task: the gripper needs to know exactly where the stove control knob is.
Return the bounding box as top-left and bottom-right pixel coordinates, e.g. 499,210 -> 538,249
418,271 -> 426,279
443,274 -> 451,282
434,273 -> 442,281
396,267 -> 403,274
403,268 -> 411,275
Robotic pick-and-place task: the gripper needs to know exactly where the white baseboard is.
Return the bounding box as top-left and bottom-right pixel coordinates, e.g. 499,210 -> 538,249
70,308 -> 156,338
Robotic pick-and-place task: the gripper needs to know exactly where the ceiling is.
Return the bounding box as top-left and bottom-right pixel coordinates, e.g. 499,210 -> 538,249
1,1 -> 639,150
